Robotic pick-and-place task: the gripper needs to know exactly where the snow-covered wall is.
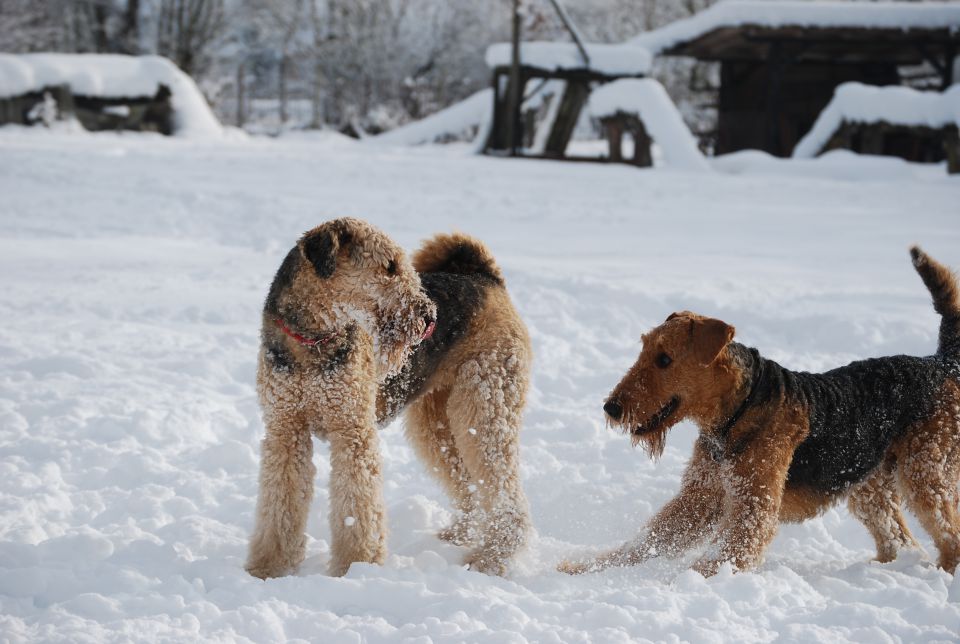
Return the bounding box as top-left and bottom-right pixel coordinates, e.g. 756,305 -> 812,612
588,79 -> 709,171
793,83 -> 960,158
485,42 -> 651,76
630,0 -> 960,54
0,53 -> 222,138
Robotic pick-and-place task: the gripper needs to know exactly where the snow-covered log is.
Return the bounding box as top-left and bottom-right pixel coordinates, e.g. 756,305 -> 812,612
485,42 -> 651,77
0,53 -> 222,138
793,83 -> 960,173
588,79 -> 709,172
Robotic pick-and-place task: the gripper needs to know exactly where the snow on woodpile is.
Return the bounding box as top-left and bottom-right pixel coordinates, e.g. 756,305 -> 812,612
588,78 -> 709,171
0,53 -> 222,137
485,42 -> 651,76
630,0 -> 960,54
793,83 -> 960,158
369,89 -> 492,147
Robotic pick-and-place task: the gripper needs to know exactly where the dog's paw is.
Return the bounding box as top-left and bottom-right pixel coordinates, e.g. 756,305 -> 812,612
465,549 -> 507,576
691,557 -> 722,578
438,517 -> 475,546
557,559 -> 591,575
245,561 -> 291,580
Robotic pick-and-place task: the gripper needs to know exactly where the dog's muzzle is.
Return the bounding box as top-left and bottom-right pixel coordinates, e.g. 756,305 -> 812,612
633,396 -> 680,436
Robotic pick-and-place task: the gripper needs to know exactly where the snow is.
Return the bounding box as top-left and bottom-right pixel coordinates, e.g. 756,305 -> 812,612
630,0 -> 960,54
1,127 -> 959,642
793,83 -> 960,159
369,89 -> 492,147
485,41 -> 652,76
0,53 -> 223,138
588,78 -> 710,171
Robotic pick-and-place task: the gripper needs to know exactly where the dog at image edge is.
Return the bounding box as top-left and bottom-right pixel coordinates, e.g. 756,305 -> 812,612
561,246 -> 960,577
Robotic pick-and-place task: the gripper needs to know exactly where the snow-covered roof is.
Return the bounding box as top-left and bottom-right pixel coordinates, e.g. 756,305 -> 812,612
793,82 -> 960,158
0,53 -> 222,137
630,0 -> 960,55
588,78 -> 709,172
485,42 -> 651,76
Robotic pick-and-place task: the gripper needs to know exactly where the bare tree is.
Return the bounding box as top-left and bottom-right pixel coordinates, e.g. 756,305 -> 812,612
156,0 -> 226,76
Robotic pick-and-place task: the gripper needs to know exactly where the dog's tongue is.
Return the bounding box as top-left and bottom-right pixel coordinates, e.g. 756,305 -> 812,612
421,320 -> 436,341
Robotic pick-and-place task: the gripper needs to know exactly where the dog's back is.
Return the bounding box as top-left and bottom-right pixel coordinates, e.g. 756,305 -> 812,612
376,234 -> 508,424
773,247 -> 960,494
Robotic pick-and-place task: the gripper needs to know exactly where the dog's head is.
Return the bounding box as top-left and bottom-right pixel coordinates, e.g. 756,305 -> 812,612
289,218 -> 436,375
603,311 -> 737,457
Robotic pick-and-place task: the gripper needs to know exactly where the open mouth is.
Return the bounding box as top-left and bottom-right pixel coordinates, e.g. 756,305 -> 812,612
633,396 -> 680,436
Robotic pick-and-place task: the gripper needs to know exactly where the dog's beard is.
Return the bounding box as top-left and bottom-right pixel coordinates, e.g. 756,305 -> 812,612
375,307 -> 426,378
632,427 -> 668,459
619,396 -> 681,460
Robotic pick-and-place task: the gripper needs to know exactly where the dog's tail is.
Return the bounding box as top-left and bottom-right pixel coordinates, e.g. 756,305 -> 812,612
911,246 -> 960,358
413,233 -> 504,285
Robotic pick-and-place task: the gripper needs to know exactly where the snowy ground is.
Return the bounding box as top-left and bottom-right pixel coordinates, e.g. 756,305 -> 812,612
1,127 -> 959,642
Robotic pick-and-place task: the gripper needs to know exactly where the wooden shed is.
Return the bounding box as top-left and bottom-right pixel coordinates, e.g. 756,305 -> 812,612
631,1 -> 960,157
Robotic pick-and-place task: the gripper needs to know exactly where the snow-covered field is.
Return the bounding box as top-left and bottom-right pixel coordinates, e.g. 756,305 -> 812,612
1,128 -> 958,642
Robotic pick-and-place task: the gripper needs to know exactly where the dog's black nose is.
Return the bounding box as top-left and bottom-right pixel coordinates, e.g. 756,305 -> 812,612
604,399 -> 623,421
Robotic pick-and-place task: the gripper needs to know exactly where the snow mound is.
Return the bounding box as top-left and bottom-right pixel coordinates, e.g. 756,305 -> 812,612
0,53 -> 222,138
369,89 -> 492,147
486,42 -> 651,76
588,78 -> 709,171
793,83 -> 960,158
630,0 -> 960,54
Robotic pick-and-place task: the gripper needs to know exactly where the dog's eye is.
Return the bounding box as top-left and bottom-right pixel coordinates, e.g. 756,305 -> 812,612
386,260 -> 397,275
656,352 -> 672,369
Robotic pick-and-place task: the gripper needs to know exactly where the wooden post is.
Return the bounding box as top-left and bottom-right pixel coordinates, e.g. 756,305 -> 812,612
236,62 -> 245,128
629,116 -> 653,167
946,125 -> 960,175
604,117 -> 623,162
944,43 -> 957,91
543,80 -> 589,158
504,0 -> 522,155
279,54 -> 289,126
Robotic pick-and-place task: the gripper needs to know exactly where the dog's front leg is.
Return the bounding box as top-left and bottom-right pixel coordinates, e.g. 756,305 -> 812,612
326,404 -> 387,577
246,409 -> 316,579
692,427 -> 801,576
560,444 -> 722,574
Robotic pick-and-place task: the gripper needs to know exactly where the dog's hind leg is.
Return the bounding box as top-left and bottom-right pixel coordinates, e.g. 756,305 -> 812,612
447,351 -> 531,576
246,407 -> 315,579
847,453 -> 918,563
405,388 -> 479,546
896,383 -> 960,572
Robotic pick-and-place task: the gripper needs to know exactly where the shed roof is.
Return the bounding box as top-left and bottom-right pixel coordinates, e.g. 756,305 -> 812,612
629,0 -> 960,64
485,42 -> 651,76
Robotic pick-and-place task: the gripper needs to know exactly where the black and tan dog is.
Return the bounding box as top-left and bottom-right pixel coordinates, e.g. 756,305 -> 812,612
561,247 -> 960,576
246,218 -> 531,579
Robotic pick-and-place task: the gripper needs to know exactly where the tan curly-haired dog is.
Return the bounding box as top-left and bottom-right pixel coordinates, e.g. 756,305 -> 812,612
561,247 -> 960,577
245,218 -> 532,579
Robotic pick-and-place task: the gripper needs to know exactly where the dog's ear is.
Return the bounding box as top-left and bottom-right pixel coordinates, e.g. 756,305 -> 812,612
691,317 -> 735,365
666,310 -> 694,322
301,227 -> 342,278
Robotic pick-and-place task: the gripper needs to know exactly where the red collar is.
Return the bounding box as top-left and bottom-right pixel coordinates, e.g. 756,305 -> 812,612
274,318 -> 340,348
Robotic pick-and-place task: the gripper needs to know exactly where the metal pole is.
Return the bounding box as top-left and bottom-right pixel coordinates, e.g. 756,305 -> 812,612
505,0 -> 522,155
